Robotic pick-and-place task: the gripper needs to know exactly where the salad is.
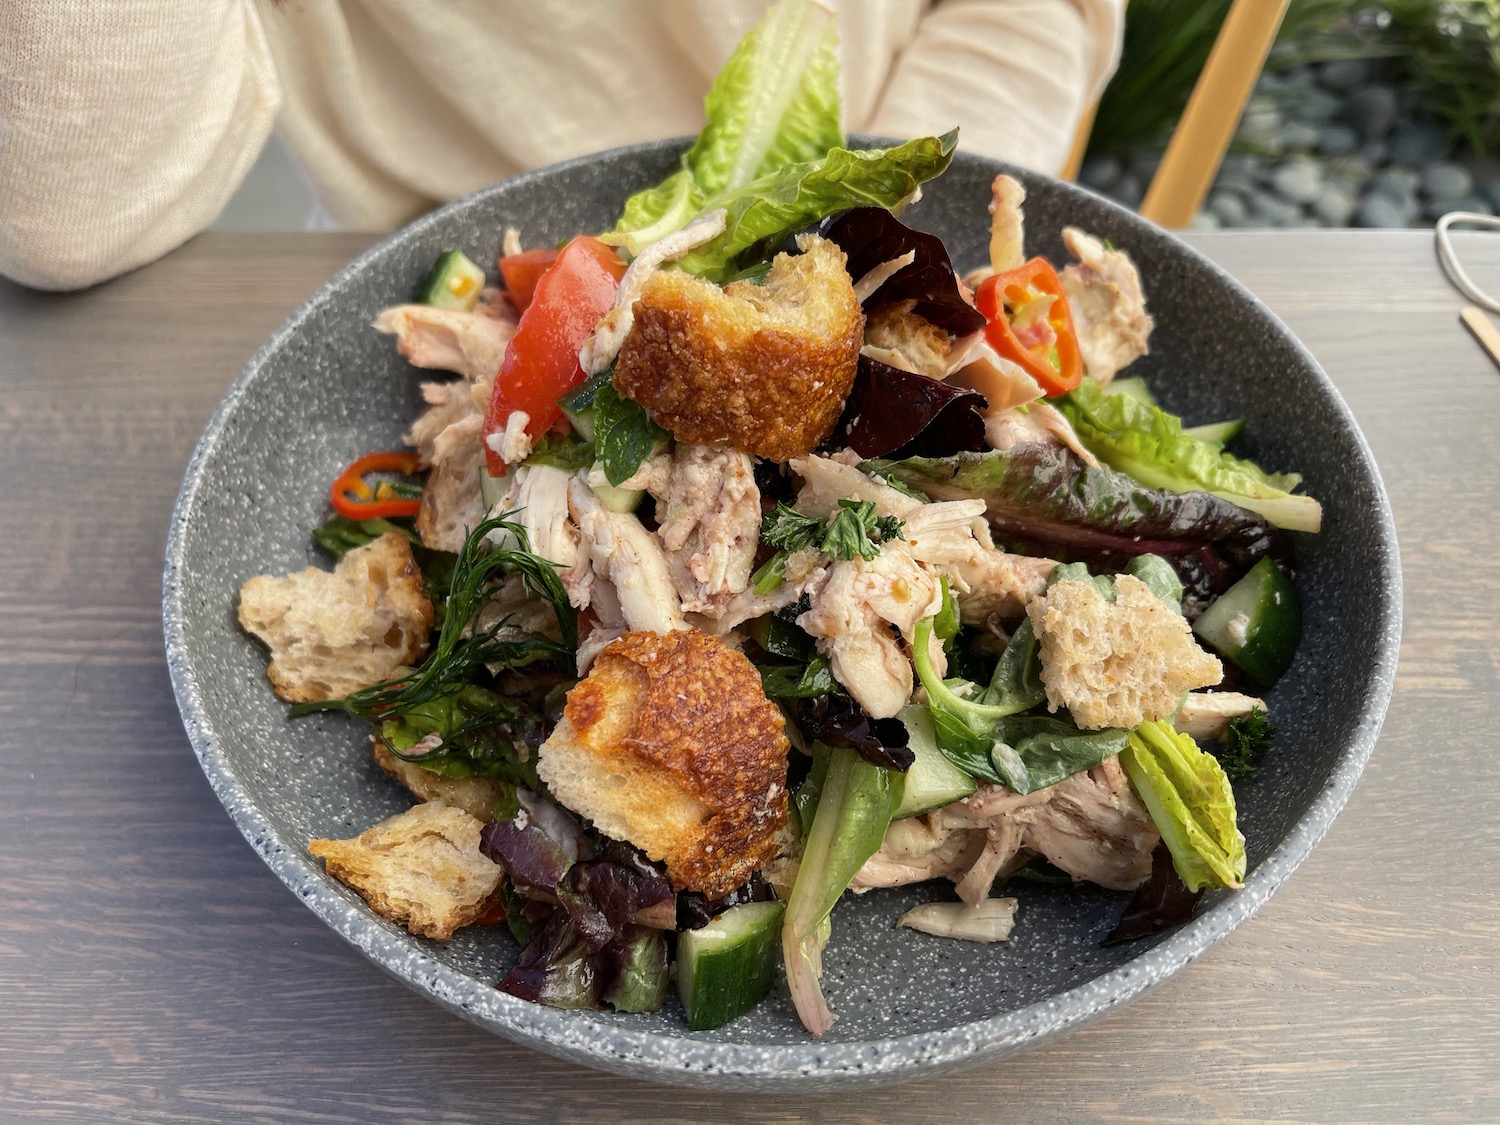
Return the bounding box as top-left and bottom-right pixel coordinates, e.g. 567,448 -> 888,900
236,0 -> 1319,1037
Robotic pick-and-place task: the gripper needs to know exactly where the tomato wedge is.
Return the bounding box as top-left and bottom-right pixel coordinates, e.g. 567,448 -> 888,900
482,236 -> 625,475
330,452 -> 424,520
498,247 -> 560,312
974,257 -> 1083,396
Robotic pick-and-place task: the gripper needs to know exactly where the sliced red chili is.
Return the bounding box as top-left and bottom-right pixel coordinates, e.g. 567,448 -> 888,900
330,452 -> 423,520
975,257 -> 1084,397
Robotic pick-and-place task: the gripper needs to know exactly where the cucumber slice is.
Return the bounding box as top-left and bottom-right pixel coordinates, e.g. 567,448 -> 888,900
478,468 -> 507,511
1184,419 -> 1245,446
1105,376 -> 1158,407
591,474 -> 644,513
676,900 -> 784,1031
892,705 -> 977,819
559,368 -> 612,442
415,250 -> 485,311
1192,557 -> 1301,686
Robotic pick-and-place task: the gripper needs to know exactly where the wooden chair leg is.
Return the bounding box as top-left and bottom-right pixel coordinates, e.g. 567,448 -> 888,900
1139,0 -> 1291,228
1060,99 -> 1101,182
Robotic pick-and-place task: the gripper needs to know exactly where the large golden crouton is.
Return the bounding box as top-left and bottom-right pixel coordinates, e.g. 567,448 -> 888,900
308,801 -> 502,940
536,629 -> 789,899
372,738 -> 508,823
612,235 -> 863,462
1027,574 -> 1222,730
238,533 -> 434,704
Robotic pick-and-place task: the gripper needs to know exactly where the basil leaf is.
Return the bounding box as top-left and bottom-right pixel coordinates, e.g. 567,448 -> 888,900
593,382 -> 668,486
760,655 -> 837,699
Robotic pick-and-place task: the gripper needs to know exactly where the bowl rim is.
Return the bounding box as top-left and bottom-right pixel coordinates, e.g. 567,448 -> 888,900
163,136 -> 1402,1087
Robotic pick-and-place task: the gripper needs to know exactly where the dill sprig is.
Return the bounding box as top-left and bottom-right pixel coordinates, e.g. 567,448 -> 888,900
290,513 -> 577,725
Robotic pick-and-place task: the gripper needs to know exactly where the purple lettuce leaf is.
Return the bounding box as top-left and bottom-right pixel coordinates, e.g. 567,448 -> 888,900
1102,841 -> 1203,945
809,206 -> 987,335
822,354 -> 988,459
677,871 -> 776,931
794,692 -> 913,771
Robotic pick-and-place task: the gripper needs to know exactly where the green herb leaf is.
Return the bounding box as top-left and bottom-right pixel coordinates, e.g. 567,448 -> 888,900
761,503 -> 824,553
290,515 -> 576,726
760,654 -> 838,699
525,431 -> 597,472
912,617 -> 1121,794
311,513 -> 417,558
760,499 -> 905,565
380,682 -> 545,788
593,382 -> 668,486
1216,707 -> 1277,781
934,576 -> 960,645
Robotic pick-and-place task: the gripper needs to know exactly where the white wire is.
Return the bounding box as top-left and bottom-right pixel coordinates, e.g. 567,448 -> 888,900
1435,211 -> 1500,316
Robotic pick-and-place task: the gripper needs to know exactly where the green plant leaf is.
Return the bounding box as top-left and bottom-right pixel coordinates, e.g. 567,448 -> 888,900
1119,720 -> 1246,892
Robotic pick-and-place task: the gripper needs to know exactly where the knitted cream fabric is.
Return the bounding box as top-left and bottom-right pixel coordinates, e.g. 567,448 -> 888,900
0,0 -> 1120,291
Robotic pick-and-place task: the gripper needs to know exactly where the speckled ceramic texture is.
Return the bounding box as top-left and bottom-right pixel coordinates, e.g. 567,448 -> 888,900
164,138 -> 1401,1090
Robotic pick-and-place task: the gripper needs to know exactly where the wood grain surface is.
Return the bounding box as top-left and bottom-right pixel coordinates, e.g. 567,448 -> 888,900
1,230 -> 1496,1125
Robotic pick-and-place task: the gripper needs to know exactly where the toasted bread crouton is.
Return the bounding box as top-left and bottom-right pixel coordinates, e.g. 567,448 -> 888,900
1027,574 -> 1222,730
863,302 -> 951,379
371,738 -> 508,823
237,533 -> 434,704
308,801 -> 501,940
613,235 -> 863,462
536,629 -> 789,898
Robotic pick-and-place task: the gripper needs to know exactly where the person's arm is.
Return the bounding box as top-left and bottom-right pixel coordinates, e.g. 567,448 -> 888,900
0,1 -> 281,291
864,0 -> 1123,175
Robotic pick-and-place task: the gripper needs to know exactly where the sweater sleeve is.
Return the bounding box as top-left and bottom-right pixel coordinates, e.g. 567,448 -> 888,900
863,0 -> 1123,175
0,1 -> 281,291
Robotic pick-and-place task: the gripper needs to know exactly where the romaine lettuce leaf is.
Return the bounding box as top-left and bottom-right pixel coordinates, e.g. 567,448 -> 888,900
1057,380 -> 1322,533
609,0 -> 840,255
782,745 -> 902,1034
675,132 -> 959,281
1119,721 -> 1246,892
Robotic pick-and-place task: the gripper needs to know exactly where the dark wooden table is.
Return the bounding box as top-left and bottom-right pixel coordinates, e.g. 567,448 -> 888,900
2,231 -> 1497,1124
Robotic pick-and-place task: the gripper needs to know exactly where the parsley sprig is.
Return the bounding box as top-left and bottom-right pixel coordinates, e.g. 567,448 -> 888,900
753,500 -> 906,594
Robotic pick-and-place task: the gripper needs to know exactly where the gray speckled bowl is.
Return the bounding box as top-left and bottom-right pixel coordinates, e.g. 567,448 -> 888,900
163,139 -> 1400,1090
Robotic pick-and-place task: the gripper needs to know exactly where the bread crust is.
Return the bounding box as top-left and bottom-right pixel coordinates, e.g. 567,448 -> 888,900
537,629 -> 789,898
613,236 -> 862,462
308,801 -> 501,940
238,532 -> 434,704
1027,574 -> 1222,730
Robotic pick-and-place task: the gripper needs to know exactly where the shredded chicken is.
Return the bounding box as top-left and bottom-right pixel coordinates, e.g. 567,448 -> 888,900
981,404 -> 1097,467
946,334 -> 1044,414
501,227 -> 523,259
851,250 -> 917,303
490,465 -> 582,591
797,547 -> 934,719
649,444 -> 761,616
898,899 -> 1018,943
855,760 -> 1159,902
581,208 -> 728,375
1022,758 -> 1157,890
485,409 -> 533,466
1173,691 -> 1267,741
372,305 -> 515,383
405,379 -> 484,467
790,454 -> 922,520
568,476 -> 687,636
1059,227 -> 1154,385
988,174 -> 1027,274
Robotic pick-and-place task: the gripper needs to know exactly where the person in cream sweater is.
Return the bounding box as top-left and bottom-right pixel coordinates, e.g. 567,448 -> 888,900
0,0 -> 1122,291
